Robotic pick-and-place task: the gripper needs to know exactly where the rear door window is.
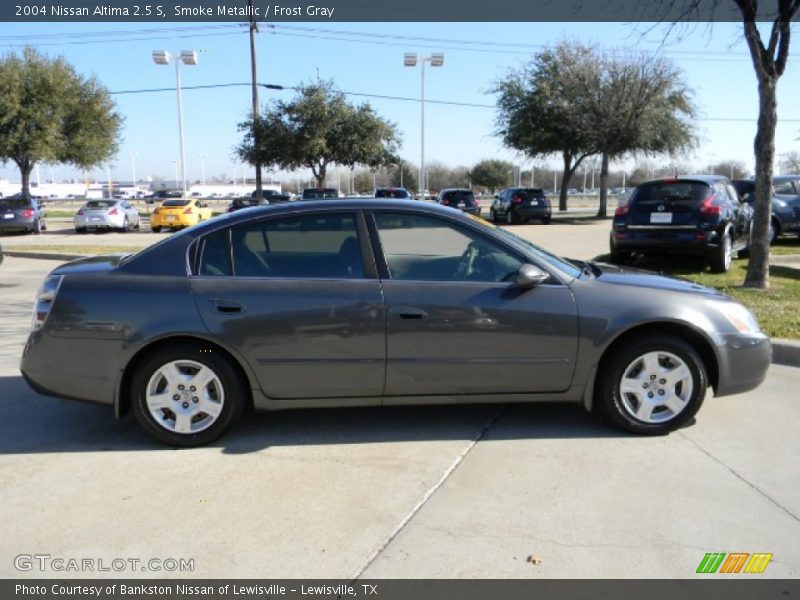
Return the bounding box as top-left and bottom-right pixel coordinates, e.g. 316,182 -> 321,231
230,212 -> 364,279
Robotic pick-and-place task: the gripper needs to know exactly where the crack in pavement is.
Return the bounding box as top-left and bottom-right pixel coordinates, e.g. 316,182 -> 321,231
679,430 -> 800,524
347,404 -> 507,581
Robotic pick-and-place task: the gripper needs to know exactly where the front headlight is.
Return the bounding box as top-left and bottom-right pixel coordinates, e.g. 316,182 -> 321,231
772,198 -> 787,209
717,302 -> 761,334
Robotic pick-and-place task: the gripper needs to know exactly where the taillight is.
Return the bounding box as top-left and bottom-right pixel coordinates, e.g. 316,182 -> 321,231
21,209 -> 34,218
511,195 -> 523,204
614,204 -> 630,216
183,207 -> 193,214
153,208 -> 160,214
108,208 -> 119,215
32,275 -> 63,332
699,193 -> 722,216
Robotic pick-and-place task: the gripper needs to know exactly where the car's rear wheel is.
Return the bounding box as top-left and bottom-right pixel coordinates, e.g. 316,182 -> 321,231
599,334 -> 707,435
609,236 -> 630,265
120,217 -> 130,233
151,225 -> 162,233
131,344 -> 245,447
489,208 -> 498,223
709,230 -> 732,273
542,216 -> 551,225
75,226 -> 87,234
505,209 -> 517,225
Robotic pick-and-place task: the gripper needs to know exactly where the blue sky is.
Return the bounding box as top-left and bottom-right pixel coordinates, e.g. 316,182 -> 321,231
0,21 -> 798,184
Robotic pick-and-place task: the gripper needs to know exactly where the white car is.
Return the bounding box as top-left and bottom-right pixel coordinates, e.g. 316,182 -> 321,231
74,199 -> 141,233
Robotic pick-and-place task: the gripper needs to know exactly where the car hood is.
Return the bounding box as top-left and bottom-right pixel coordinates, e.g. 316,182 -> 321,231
52,254 -> 130,275
590,261 -> 728,298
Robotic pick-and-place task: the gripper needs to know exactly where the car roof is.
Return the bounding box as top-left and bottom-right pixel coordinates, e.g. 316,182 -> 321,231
641,175 -> 729,186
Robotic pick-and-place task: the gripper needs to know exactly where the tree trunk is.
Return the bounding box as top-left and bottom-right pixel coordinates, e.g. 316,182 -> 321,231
315,163 -> 327,188
744,75 -> 777,289
596,153 -> 610,218
19,161 -> 32,201
558,151 -> 574,212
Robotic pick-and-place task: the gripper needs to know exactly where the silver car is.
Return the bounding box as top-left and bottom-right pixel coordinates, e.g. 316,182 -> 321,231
74,199 -> 140,233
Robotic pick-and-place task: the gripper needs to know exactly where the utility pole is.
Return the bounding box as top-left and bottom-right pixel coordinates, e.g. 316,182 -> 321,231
248,0 -> 263,198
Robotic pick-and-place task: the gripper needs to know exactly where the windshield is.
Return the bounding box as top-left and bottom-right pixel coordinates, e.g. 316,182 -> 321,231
442,190 -> 475,204
303,189 -> 338,199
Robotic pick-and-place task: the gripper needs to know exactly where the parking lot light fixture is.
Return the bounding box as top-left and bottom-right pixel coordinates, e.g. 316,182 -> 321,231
152,50 -> 198,199
404,52 -> 444,198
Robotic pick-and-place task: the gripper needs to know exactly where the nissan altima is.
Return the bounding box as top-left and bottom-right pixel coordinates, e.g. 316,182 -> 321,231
21,200 -> 771,446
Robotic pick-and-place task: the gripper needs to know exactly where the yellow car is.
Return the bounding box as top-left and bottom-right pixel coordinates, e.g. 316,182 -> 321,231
150,198 -> 213,232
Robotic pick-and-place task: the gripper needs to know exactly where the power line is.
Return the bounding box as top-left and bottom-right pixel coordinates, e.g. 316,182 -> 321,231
109,81 -> 800,122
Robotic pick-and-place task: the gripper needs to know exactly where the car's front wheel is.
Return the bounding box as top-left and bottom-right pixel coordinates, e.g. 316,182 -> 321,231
131,344 -> 246,446
599,333 -> 707,435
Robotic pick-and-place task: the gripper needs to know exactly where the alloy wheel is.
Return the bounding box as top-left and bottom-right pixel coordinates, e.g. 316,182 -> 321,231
617,351 -> 694,424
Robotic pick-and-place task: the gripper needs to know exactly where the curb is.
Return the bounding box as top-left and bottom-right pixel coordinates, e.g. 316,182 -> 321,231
3,250 -> 800,369
771,339 -> 800,368
4,250 -> 83,261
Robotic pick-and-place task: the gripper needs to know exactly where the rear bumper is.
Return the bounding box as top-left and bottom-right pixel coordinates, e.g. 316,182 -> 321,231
515,206 -> 551,219
611,228 -> 721,255
0,217 -> 35,232
75,216 -> 125,229
713,332 -> 772,397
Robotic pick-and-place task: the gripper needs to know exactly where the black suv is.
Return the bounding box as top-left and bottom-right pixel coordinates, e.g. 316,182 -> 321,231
610,176 -> 753,272
733,176 -> 800,244
437,188 -> 481,216
301,188 -> 338,200
490,188 -> 551,224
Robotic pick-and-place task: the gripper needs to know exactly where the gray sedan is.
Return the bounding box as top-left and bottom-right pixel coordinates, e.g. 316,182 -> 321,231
21,200 -> 771,446
74,199 -> 140,232
0,196 -> 47,234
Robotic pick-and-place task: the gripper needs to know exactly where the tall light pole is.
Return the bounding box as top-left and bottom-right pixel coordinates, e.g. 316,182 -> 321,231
153,49 -> 198,199
130,152 -> 138,189
247,0 -> 263,198
199,153 -> 207,187
404,52 -> 444,198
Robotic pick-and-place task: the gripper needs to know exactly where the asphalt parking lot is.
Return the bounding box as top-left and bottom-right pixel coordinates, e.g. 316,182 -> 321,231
1,236 -> 799,578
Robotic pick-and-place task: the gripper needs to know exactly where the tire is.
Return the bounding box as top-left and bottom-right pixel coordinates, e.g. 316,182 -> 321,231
75,227 -> 87,234
769,218 -> 779,245
40,217 -> 47,231
598,333 -> 707,435
32,218 -> 41,235
489,208 -> 497,224
737,222 -> 752,259
609,236 -> 629,265
131,343 -> 246,447
505,209 -> 517,225
120,217 -> 129,233
151,226 -> 162,233
709,230 -> 732,273
542,216 -> 551,225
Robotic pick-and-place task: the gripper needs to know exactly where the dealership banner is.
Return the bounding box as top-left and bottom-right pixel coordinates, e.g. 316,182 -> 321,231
4,580 -> 800,599
0,0 -> 781,22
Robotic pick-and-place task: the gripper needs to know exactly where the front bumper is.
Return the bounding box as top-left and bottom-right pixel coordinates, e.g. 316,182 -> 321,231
713,331 -> 772,397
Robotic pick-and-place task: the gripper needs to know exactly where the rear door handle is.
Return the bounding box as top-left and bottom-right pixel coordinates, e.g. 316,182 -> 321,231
212,300 -> 243,314
389,306 -> 428,319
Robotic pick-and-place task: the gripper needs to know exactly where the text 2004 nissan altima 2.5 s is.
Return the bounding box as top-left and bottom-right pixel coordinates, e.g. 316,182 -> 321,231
21,200 -> 771,447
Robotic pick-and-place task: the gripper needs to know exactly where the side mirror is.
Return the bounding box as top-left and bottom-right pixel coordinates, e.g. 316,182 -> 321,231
515,263 -> 549,288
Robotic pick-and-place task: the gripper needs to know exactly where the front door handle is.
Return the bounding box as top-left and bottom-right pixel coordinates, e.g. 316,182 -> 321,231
389,306 -> 428,319
212,300 -> 243,314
